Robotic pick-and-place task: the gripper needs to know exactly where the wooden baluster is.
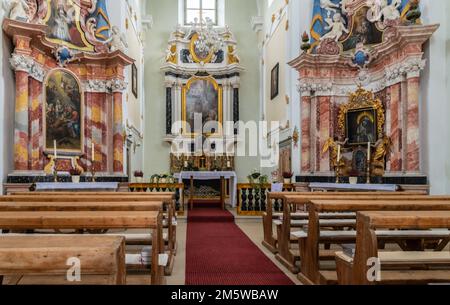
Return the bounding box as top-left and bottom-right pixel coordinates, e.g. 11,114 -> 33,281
261,187 -> 267,212
248,188 -> 254,211
241,188 -> 248,211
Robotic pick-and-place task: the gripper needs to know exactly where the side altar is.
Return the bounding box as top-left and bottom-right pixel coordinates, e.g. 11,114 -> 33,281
289,0 -> 437,191
2,0 -> 134,188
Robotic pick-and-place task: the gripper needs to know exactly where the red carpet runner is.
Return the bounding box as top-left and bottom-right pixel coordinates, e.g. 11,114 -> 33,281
185,207 -> 294,285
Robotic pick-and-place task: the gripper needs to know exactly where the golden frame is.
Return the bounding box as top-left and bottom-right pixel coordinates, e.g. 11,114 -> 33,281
182,76 -> 223,136
43,0 -> 95,52
189,32 -> 214,64
338,87 -> 385,145
43,68 -> 85,155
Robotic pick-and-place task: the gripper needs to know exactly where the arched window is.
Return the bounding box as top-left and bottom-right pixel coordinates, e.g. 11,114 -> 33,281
180,0 -> 224,26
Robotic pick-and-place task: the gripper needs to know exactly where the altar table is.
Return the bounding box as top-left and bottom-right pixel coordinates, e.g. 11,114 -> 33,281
34,182 -> 119,192
175,171 -> 237,209
309,183 -> 398,192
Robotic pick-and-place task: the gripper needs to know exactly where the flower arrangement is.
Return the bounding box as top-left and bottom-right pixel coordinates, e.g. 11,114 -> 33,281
134,170 -> 144,178
69,168 -> 82,176
282,172 -> 294,179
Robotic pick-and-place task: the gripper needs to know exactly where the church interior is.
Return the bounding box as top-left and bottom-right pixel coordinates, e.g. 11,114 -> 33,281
0,0 -> 450,289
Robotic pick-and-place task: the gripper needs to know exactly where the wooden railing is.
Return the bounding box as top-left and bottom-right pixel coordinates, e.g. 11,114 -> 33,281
129,183 -> 185,215
237,183 -> 296,216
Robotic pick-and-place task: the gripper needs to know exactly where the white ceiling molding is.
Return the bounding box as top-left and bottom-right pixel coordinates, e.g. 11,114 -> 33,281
251,16 -> 264,33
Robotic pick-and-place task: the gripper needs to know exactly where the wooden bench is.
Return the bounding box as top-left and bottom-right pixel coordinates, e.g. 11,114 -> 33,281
298,199 -> 450,285
0,193 -> 177,275
0,211 -> 164,285
335,211 -> 450,285
273,193 -> 430,273
263,192 -> 424,254
0,235 -> 125,285
0,199 -> 176,276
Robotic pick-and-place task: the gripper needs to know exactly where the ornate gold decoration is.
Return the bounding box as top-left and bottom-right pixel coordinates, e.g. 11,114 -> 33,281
371,133 -> 393,177
338,87 -> 385,140
189,32 -> 214,64
227,45 -> 239,64
166,44 -> 177,64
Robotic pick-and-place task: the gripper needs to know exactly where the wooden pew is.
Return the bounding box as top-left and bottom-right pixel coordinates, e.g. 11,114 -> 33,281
0,235 -> 126,285
273,193 -> 429,272
336,211 -> 450,285
263,191 -> 424,254
0,194 -> 177,275
299,199 -> 450,285
0,211 -> 164,285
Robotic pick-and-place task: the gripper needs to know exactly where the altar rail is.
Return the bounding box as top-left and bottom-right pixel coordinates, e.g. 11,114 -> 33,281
237,183 -> 296,216
129,183 -> 185,215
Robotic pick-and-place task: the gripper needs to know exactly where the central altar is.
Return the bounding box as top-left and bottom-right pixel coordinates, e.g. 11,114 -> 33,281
175,171 -> 237,210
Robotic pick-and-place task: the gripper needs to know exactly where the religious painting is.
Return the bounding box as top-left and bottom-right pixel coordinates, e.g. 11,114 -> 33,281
132,63 -> 138,98
341,6 -> 383,52
271,63 -> 279,100
182,76 -> 222,135
44,0 -> 94,51
44,69 -> 83,153
346,108 -> 378,145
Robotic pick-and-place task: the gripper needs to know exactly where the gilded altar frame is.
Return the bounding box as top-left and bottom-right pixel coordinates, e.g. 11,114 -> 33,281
338,88 -> 385,145
182,75 -> 223,136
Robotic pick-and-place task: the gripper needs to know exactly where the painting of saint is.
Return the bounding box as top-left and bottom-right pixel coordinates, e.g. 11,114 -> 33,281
346,109 -> 377,145
341,6 -> 383,52
45,0 -> 93,51
45,70 -> 83,153
183,78 -> 222,135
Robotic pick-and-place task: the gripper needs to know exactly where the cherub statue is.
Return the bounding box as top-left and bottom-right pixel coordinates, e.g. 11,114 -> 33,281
320,0 -> 340,16
3,0 -> 30,22
228,45 -> 240,64
367,0 -> 401,23
371,132 -> 393,176
165,44 -> 177,63
106,26 -> 128,53
321,13 -> 349,42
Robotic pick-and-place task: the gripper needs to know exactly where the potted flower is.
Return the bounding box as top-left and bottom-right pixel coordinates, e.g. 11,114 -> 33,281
69,168 -> 82,183
134,170 -> 144,183
282,172 -> 294,184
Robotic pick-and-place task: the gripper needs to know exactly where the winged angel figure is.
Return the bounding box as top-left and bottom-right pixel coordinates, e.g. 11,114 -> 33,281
367,0 -> 402,23
105,26 -> 128,53
320,12 -> 349,41
3,0 -> 30,22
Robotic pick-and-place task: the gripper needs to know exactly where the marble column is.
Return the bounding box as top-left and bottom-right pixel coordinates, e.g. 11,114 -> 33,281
14,70 -> 29,171
318,96 -> 331,172
389,83 -> 402,171
301,94 -> 311,173
29,79 -> 43,170
406,76 -> 420,172
113,91 -> 124,173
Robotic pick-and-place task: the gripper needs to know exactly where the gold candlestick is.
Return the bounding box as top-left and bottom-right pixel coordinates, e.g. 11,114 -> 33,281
90,160 -> 96,182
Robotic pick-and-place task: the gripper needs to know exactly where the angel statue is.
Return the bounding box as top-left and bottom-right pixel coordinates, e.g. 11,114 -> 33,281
371,132 -> 393,176
106,26 -> 128,53
322,137 -> 349,168
320,0 -> 340,17
321,13 -> 349,42
165,44 -> 177,63
3,0 -> 30,22
367,0 -> 401,23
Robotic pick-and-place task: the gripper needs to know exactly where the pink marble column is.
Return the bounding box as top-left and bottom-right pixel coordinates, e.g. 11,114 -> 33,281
113,92 -> 124,173
14,71 -> 29,171
389,84 -> 402,171
318,96 -> 331,172
406,77 -> 420,172
301,95 -> 311,173
29,79 -> 43,170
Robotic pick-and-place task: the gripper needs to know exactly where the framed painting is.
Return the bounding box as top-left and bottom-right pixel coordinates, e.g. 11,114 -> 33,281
132,63 -> 138,98
44,69 -> 83,154
182,76 -> 223,136
346,108 -> 378,145
271,63 -> 279,100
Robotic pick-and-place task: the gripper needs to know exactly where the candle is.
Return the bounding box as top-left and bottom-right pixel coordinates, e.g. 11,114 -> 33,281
184,160 -> 188,168
367,142 -> 371,161
227,160 -> 231,168
337,145 -> 341,163
53,140 -> 57,160
92,143 -> 95,162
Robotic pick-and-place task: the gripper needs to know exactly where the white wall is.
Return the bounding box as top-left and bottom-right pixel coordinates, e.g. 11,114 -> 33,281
0,9 -> 15,194
420,0 -> 450,194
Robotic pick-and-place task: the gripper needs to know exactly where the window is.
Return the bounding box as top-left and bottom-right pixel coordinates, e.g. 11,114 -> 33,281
184,0 -> 218,25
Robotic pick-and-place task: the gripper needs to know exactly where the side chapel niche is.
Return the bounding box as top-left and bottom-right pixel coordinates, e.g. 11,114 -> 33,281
161,21 -> 243,173
3,0 -> 133,183
289,0 -> 438,186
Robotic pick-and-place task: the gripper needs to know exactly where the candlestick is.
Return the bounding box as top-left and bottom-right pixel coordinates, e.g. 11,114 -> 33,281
53,140 -> 57,160
337,145 -> 341,163
92,143 -> 95,162
367,142 -> 371,161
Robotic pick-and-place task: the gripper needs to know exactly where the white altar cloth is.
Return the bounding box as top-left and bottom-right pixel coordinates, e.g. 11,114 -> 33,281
175,171 -> 237,207
35,182 -> 119,192
309,183 -> 398,192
